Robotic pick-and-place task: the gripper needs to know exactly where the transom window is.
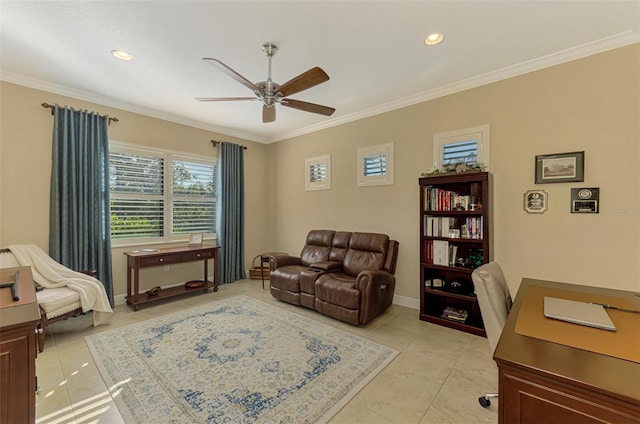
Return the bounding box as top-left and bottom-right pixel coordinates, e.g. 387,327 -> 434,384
109,142 -> 216,244
433,124 -> 490,169
305,154 -> 331,191
357,143 -> 394,187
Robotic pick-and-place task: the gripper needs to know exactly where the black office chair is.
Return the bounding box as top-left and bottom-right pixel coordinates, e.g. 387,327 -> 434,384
471,261 -> 513,407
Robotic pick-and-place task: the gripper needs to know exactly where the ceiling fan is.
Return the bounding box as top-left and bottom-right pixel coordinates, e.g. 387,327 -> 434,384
196,42 -> 335,123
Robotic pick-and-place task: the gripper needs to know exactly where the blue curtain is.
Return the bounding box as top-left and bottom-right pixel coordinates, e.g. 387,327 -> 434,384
49,105 -> 114,306
216,142 -> 246,284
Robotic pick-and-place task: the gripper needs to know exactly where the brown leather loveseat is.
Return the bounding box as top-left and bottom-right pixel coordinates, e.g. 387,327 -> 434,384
269,230 -> 399,325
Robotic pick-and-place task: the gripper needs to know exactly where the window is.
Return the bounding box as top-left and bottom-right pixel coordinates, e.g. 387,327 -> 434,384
357,143 -> 394,186
433,124 -> 490,169
109,142 -> 216,244
305,154 -> 331,191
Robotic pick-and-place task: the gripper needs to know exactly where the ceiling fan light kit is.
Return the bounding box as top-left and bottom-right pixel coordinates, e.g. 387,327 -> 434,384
197,42 -> 335,123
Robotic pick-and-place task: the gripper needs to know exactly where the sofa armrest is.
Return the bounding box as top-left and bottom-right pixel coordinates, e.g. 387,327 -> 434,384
356,270 -> 396,324
270,255 -> 301,270
310,261 -> 343,272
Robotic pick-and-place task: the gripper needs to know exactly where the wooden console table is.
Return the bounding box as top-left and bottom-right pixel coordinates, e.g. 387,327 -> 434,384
124,245 -> 219,311
494,278 -> 640,423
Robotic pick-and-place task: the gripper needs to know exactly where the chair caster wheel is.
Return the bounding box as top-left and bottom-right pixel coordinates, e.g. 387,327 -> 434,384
479,396 -> 491,407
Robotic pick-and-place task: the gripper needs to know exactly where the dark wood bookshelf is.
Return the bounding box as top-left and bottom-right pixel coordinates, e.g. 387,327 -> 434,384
418,172 -> 492,336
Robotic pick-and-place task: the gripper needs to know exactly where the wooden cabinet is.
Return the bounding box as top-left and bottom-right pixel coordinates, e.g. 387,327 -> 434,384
418,172 -> 492,336
0,267 -> 40,424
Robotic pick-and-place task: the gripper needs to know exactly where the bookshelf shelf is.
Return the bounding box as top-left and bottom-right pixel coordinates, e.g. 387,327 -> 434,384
419,172 -> 492,337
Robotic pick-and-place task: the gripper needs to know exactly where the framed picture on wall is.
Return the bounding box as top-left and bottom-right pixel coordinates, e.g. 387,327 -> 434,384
524,190 -> 548,214
188,233 -> 203,246
535,151 -> 584,184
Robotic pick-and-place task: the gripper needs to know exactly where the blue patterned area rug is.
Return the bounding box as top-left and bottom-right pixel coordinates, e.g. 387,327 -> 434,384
85,295 -> 397,423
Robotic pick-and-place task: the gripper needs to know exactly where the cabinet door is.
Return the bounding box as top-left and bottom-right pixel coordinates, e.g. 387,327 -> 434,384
501,369 -> 640,423
0,324 -> 37,424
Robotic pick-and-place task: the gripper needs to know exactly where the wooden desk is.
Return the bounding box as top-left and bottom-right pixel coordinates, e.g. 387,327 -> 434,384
0,267 -> 40,424
124,245 -> 218,311
494,278 -> 640,423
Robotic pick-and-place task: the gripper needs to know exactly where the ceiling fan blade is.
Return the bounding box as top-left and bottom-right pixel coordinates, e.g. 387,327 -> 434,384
263,105 -> 276,123
196,97 -> 256,102
282,99 -> 335,116
202,58 -> 259,92
276,67 -> 329,97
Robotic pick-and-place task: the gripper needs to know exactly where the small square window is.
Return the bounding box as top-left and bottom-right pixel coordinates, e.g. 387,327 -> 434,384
433,124 -> 490,169
357,143 -> 394,187
305,154 -> 331,191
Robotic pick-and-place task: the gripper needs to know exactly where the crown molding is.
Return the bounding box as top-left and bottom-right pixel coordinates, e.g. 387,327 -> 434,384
272,31 -> 639,143
3,31 -> 638,145
0,71 -> 266,143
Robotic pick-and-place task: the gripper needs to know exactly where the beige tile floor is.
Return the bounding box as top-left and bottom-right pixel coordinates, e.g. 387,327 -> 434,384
35,279 -> 498,424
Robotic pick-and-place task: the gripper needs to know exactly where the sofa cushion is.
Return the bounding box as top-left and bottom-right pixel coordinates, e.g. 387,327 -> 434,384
270,265 -> 306,292
343,233 -> 389,277
300,230 -> 335,266
329,231 -> 351,262
36,287 -> 81,317
315,273 -> 359,310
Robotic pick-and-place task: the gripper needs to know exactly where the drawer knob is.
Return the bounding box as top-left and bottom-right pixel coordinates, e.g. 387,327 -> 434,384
160,258 -> 164,262
197,254 -> 201,257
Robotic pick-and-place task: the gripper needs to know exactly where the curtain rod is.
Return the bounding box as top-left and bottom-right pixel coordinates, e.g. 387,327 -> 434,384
41,103 -> 119,125
210,139 -> 247,150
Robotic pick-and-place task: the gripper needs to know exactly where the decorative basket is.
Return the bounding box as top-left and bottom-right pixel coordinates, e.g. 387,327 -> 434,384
249,255 -> 270,280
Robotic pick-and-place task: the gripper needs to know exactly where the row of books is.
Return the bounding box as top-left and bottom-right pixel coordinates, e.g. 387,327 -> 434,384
440,306 -> 469,323
423,216 -> 484,239
424,216 -> 454,237
424,239 -> 458,266
463,217 -> 484,239
424,186 -> 473,211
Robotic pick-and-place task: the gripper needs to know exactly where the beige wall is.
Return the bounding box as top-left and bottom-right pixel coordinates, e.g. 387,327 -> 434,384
1,44 -> 638,305
267,44 -> 640,299
0,82 -> 270,298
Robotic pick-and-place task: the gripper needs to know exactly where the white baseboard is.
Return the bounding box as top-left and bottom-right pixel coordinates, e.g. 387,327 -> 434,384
393,294 -> 419,310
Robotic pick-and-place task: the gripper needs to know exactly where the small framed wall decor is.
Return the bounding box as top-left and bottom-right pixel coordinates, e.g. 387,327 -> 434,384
188,233 -> 203,246
535,151 -> 584,184
524,190 -> 548,214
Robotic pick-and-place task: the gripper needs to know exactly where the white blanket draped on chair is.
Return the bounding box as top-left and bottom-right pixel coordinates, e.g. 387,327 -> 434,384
8,244 -> 113,325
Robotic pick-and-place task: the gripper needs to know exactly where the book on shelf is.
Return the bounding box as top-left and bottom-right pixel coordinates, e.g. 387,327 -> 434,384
424,216 -> 455,237
441,306 -> 469,323
424,239 -> 467,267
464,216 -> 483,239
424,186 -> 474,211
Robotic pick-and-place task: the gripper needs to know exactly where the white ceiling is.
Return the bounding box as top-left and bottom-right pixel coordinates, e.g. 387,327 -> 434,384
1,1 -> 639,143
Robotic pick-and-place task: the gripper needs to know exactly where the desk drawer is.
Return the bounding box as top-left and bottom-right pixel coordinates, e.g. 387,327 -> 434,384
139,254 -> 182,267
182,250 -> 214,262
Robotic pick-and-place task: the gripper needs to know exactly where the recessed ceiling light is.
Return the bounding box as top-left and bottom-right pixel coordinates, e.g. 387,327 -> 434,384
424,33 -> 444,46
111,50 -> 133,61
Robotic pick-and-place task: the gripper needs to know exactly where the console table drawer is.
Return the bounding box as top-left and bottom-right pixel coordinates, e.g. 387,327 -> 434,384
139,255 -> 182,267
182,250 -> 214,262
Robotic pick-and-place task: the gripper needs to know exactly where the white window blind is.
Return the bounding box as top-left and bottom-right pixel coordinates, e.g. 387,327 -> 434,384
305,154 -> 331,191
109,151 -> 165,239
357,143 -> 394,186
308,162 -> 327,183
109,143 -> 216,243
172,159 -> 215,235
363,153 -> 387,176
442,140 -> 478,165
433,124 -> 490,169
